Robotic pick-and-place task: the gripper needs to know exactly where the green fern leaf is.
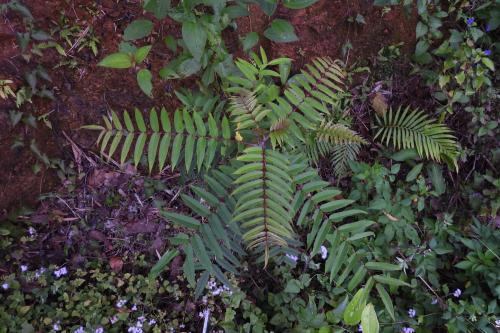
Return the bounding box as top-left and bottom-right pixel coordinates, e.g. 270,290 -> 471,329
374,106 -> 459,168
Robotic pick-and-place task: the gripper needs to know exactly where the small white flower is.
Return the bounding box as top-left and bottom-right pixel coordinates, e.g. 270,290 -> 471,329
286,253 -> 298,262
408,308 -> 416,318
95,327 -> 103,333
20,265 -> 28,272
148,319 -> 156,326
28,227 -> 36,236
1,282 -> 9,290
54,267 -> 68,278
431,298 -> 438,305
74,326 -> 85,333
131,304 -> 137,311
116,299 -> 127,308
179,324 -> 185,328
453,288 -> 462,298
320,245 -> 328,260
110,316 -> 118,324
53,321 -> 61,331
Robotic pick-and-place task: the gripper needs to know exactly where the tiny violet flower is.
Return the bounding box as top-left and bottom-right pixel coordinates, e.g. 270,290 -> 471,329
20,265 -> 28,272
54,267 -> 68,278
431,298 -> 438,305
148,319 -> 156,326
35,267 -> 46,279
495,319 -> 500,328
28,227 -> 36,236
2,282 -> 9,290
53,321 -> 61,331
453,288 -> 462,298
110,316 -> 118,324
467,17 -> 475,26
286,253 -> 298,262
358,324 -> 363,332
74,326 -> 85,333
131,304 -> 137,311
484,49 -> 492,56
320,245 -> 328,260
486,24 -> 491,32
402,327 -> 415,333
116,299 -> 127,308
95,327 -> 103,333
408,308 -> 416,318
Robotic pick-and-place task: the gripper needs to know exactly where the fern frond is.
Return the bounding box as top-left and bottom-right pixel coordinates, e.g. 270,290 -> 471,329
160,166 -> 243,293
316,121 -> 367,145
232,147 -> 294,267
91,107 -> 233,173
266,57 -> 347,142
374,106 -> 459,166
229,89 -> 270,132
269,117 -> 290,148
330,143 -> 361,177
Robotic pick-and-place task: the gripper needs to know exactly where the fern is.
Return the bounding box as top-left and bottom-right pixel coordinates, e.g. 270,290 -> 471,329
233,147 -> 294,267
85,107 -> 233,173
374,106 -> 459,168
160,166 -> 243,295
330,143 -> 361,177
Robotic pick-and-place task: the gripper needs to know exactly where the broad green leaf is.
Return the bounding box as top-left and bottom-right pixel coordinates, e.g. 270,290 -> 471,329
134,133 -> 147,166
148,133 -> 160,173
162,211 -> 200,229
98,52 -> 132,68
284,279 -> 301,293
343,288 -> 366,325
144,0 -> 171,19
171,134 -> 183,169
405,163 -> 423,182
427,163 -> 446,196
365,262 -> 401,271
137,69 -> 153,97
361,304 -> 379,333
164,35 -> 177,52
264,19 -> 299,43
373,275 -> 411,287
185,135 -> 195,171
148,249 -> 179,279
241,32 -> 259,52
375,284 -> 395,321
482,57 -> 495,71
178,58 -> 202,77
150,108 -> 159,132
135,108 -> 146,132
192,235 -> 213,272
121,133 -> 134,165
123,19 -> 154,41
182,21 -> 207,60
135,45 -> 152,63
183,244 -> 196,286
158,134 -> 171,171
283,0 -> 318,9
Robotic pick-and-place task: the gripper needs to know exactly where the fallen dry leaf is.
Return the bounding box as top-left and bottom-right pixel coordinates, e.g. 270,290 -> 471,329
371,92 -> 388,117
